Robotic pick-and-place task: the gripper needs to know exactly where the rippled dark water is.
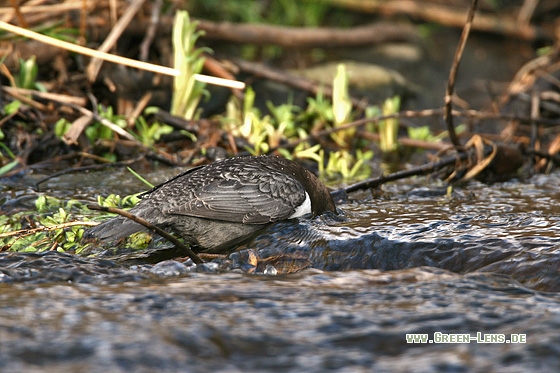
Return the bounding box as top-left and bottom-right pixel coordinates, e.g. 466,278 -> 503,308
1,170 -> 560,372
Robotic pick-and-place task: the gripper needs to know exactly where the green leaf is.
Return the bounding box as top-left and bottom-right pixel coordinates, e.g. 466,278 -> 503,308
17,56 -> 39,89
35,195 -> 47,212
127,167 -> 154,189
54,118 -> 72,138
0,160 -> 19,176
4,100 -> 21,115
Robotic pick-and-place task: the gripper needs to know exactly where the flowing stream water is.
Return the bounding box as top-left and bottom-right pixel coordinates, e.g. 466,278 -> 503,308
1,168 -> 559,372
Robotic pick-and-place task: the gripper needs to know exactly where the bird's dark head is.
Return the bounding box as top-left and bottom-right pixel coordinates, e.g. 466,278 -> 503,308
270,156 -> 336,216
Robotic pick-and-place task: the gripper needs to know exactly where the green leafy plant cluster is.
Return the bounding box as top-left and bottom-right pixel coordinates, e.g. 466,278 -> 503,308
95,193 -> 141,210
89,105 -> 174,146
223,63 -> 375,181
134,110 -> 175,146
320,149 -> 373,181
52,105 -> 175,161
47,11 -> 200,153
0,192 -> 143,254
89,105 -> 127,143
1,196 -> 89,253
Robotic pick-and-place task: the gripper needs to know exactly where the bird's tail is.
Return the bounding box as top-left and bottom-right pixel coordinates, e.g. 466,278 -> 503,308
85,216 -> 146,242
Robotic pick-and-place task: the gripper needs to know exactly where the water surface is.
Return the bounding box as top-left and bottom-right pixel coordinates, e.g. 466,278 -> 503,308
1,170 -> 559,372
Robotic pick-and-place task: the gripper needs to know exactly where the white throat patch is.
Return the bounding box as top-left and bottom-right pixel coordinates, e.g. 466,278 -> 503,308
289,192 -> 312,218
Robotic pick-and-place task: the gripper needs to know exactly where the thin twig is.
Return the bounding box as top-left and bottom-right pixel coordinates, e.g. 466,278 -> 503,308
86,0 -> 148,82
87,204 -> 204,264
517,0 -> 539,26
0,3 -> 83,17
0,221 -> 98,239
1,87 -> 48,110
528,148 -> 560,164
79,0 -> 87,42
359,132 -> 450,151
340,151 -> 471,194
328,0 -> 546,41
7,0 -> 27,28
444,0 -> 478,148
65,101 -> 143,144
197,20 -> 417,47
140,0 -> 162,62
1,86 -> 87,106
529,90 -> 540,168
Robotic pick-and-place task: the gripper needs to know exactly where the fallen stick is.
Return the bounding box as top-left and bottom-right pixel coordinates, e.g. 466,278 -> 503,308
0,20 -> 245,90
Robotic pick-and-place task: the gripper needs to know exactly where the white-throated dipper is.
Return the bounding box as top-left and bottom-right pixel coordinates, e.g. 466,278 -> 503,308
87,155 -> 336,253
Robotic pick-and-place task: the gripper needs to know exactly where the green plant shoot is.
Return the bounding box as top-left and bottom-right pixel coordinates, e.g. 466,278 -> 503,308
16,56 -> 46,91
171,10 -> 208,120
331,64 -> 354,147
378,96 -> 401,152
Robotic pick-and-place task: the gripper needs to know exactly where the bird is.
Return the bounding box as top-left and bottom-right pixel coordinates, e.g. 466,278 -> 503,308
87,155 -> 336,253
